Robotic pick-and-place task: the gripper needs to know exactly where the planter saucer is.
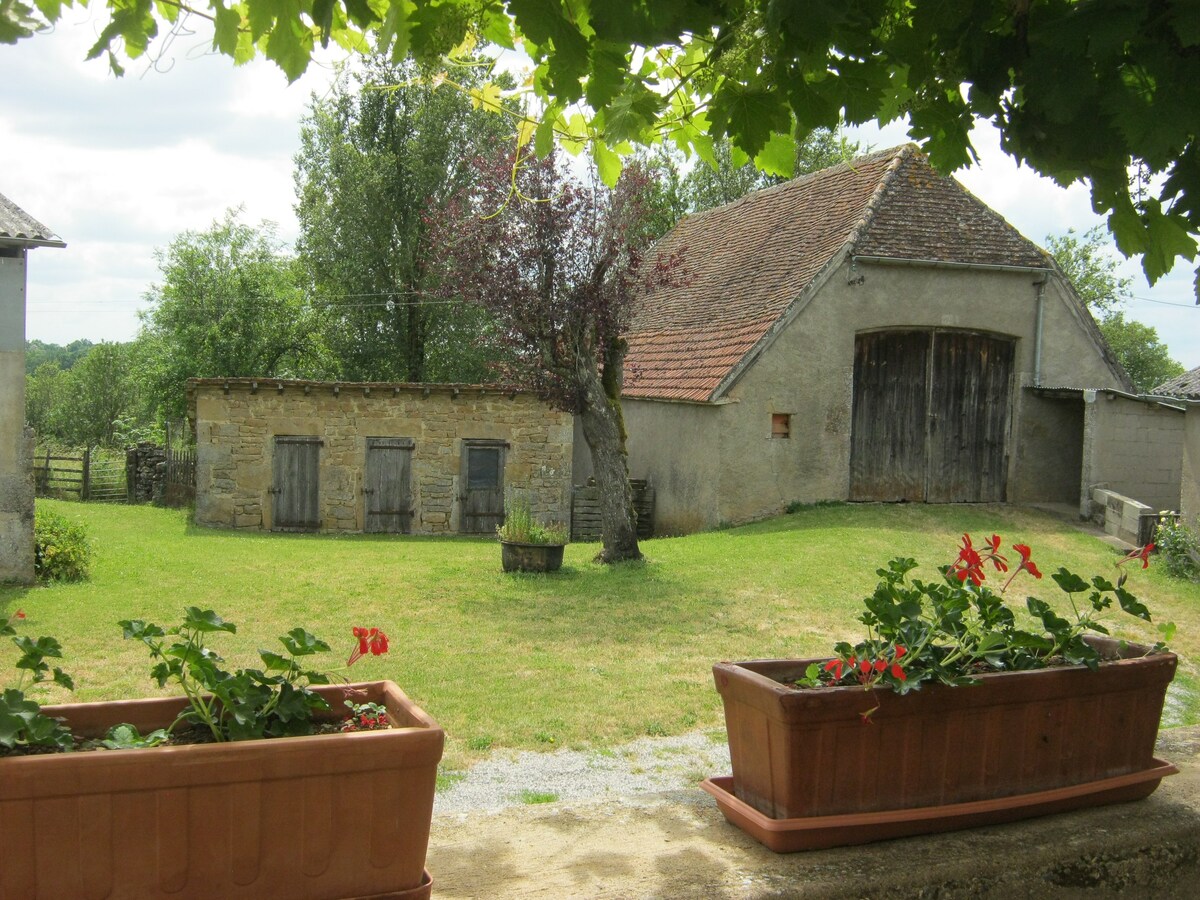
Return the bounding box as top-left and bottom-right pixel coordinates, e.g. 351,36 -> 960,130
701,760 -> 1179,853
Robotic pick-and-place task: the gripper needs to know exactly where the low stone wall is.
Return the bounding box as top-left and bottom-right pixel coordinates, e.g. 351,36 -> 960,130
190,379 -> 573,534
126,443 -> 166,503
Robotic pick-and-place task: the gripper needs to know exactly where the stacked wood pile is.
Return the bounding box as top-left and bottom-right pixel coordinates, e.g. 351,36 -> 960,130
571,479 -> 655,542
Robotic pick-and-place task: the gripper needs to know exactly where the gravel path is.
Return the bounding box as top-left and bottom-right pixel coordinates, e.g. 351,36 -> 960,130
433,730 -> 732,815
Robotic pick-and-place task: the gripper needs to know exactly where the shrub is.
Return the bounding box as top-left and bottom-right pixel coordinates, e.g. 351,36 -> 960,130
33,506 -> 93,582
496,493 -> 568,545
1156,518 -> 1200,581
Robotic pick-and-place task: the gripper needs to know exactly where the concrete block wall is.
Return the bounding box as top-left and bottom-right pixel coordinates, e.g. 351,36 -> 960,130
1183,404 -> 1200,526
191,379 -> 573,534
1081,390 -> 1185,517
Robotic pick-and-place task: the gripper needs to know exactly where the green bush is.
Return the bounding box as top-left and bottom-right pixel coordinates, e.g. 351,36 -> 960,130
34,506 -> 93,582
1156,518 -> 1200,582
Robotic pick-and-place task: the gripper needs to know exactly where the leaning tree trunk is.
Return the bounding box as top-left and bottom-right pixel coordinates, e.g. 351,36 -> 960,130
576,339 -> 641,563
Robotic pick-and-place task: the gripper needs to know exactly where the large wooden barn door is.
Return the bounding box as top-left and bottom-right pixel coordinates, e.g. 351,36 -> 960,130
459,439 -> 506,533
850,330 -> 1013,503
850,331 -> 930,501
272,436 -> 321,530
364,437 -> 414,533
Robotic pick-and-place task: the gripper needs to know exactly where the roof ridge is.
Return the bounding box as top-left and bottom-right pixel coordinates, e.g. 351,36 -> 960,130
845,144 -> 915,253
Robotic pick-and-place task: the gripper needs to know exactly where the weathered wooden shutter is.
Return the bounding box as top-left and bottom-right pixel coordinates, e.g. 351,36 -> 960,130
459,440 -> 506,533
272,436 -> 321,531
364,437 -> 414,533
850,330 -> 930,501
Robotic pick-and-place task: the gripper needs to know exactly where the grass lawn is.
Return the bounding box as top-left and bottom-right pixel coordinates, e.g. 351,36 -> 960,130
3,500 -> 1199,771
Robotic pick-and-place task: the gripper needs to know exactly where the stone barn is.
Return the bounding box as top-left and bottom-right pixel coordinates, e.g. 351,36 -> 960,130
585,145 -> 1132,534
190,379 -> 573,534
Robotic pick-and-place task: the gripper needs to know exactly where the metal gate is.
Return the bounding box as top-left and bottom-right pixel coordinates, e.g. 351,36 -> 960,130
364,437 -> 414,533
850,330 -> 1014,502
459,439 -> 506,533
271,436 -> 321,530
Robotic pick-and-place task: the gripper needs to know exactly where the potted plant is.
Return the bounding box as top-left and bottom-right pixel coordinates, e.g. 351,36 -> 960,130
704,536 -> 1179,852
0,609 -> 443,899
497,492 -> 568,573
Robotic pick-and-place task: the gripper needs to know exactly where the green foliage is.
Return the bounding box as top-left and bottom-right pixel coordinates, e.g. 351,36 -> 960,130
137,208 -> 330,422
805,534 -> 1168,698
0,610 -> 75,752
34,506 -> 93,582
497,493 -> 567,545
98,723 -> 171,749
1157,519 -> 1200,582
294,54 -> 513,383
24,339 -> 93,375
1046,226 -> 1185,392
1046,226 -> 1133,319
119,608 -> 335,742
1099,312 -> 1186,393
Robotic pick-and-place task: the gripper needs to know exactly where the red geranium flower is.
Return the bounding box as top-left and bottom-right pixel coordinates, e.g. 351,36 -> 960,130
348,626 -> 391,666
1119,543 -> 1154,570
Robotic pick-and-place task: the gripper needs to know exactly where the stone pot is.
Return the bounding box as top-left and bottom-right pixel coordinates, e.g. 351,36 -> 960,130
708,637 -> 1177,850
500,539 -> 565,573
0,680 -> 443,898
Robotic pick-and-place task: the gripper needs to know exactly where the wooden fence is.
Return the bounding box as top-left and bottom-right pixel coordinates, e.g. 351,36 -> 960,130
33,448 -> 127,502
570,479 -> 655,542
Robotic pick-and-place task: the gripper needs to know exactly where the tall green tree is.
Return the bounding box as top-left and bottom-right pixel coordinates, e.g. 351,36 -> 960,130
21,2 -> 1200,297
58,342 -> 139,447
1047,225 -> 1184,393
1098,313 -> 1185,394
25,362 -> 69,441
138,209 -> 327,421
294,54 -> 511,383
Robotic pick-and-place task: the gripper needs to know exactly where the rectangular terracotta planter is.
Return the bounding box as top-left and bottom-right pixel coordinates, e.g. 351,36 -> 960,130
713,637 -> 1177,822
0,680 -> 443,900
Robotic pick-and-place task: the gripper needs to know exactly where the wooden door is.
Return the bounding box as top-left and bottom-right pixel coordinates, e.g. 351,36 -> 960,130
272,436 -> 321,530
926,332 -> 1014,502
850,331 -> 930,501
850,330 -> 1013,503
364,438 -> 414,533
460,440 -> 506,533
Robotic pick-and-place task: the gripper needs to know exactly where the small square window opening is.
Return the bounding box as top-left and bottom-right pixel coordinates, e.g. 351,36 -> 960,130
771,413 -> 791,439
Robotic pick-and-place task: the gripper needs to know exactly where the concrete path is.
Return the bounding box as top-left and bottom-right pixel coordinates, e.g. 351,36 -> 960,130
426,726 -> 1200,898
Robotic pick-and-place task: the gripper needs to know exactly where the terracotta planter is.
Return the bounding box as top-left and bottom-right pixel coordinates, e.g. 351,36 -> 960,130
711,638 -> 1177,849
0,681 -> 443,899
500,539 -> 565,573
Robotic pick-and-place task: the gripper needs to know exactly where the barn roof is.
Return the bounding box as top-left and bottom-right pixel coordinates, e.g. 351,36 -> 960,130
1153,365 -> 1200,399
0,191 -> 65,249
624,144 -> 1050,402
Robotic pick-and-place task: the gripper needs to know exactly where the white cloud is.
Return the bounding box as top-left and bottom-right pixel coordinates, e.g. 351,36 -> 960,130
6,28 -> 1198,371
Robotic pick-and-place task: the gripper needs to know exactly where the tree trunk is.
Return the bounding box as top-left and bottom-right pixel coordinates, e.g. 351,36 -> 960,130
577,341 -> 641,564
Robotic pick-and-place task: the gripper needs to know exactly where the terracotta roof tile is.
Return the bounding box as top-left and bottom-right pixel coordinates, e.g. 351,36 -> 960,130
624,145 -> 1048,402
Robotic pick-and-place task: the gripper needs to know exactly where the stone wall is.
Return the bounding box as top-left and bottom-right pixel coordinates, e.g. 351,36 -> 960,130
1081,390 -> 1185,516
190,379 -> 573,534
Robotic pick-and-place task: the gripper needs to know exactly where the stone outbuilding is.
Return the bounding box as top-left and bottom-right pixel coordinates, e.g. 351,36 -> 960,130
1,193 -> 64,583
587,145 -> 1132,534
189,378 -> 572,534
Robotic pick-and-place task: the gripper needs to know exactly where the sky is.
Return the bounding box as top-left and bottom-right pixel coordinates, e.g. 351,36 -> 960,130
3,15 -> 1198,371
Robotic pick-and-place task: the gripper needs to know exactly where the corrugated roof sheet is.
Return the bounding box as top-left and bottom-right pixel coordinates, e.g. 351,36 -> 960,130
0,191 -> 64,247
624,144 -> 1048,402
1154,365 -> 1200,399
